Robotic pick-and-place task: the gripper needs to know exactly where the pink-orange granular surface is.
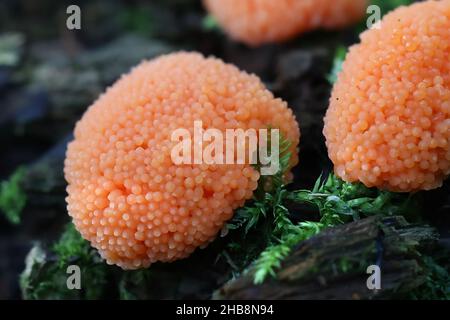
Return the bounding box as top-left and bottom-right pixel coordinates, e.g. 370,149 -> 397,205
324,1 -> 450,192
203,0 -> 368,46
64,52 -> 300,269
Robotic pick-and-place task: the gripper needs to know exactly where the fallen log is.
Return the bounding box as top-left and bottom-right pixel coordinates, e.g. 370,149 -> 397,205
214,215 -> 439,300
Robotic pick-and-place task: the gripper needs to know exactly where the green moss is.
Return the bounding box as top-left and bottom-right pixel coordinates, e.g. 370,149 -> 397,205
407,255 -> 450,300
21,223 -> 111,300
248,172 -> 421,284
52,223 -> 92,268
119,270 -> 154,300
202,15 -> 219,31
289,173 -> 421,224
327,46 -> 346,84
0,167 -> 27,224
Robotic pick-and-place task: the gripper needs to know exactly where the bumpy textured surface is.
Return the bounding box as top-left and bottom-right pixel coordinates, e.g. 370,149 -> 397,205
65,52 -> 300,269
324,1 -> 450,192
203,0 -> 368,46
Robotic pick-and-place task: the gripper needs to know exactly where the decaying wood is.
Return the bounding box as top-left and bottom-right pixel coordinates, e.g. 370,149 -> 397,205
214,215 -> 439,300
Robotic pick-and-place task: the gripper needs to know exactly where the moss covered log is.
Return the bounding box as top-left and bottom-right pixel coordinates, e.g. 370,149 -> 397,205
214,215 -> 447,299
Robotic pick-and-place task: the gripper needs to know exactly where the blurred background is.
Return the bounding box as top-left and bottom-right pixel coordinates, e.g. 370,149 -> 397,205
0,0 -> 448,300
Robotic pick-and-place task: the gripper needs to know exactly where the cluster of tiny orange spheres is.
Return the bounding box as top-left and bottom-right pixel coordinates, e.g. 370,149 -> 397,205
64,52 -> 300,269
324,0 -> 450,192
203,0 -> 368,46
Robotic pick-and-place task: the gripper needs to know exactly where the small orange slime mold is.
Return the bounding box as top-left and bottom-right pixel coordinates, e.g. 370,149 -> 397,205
64,52 -> 300,269
203,0 -> 368,46
324,0 -> 450,192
